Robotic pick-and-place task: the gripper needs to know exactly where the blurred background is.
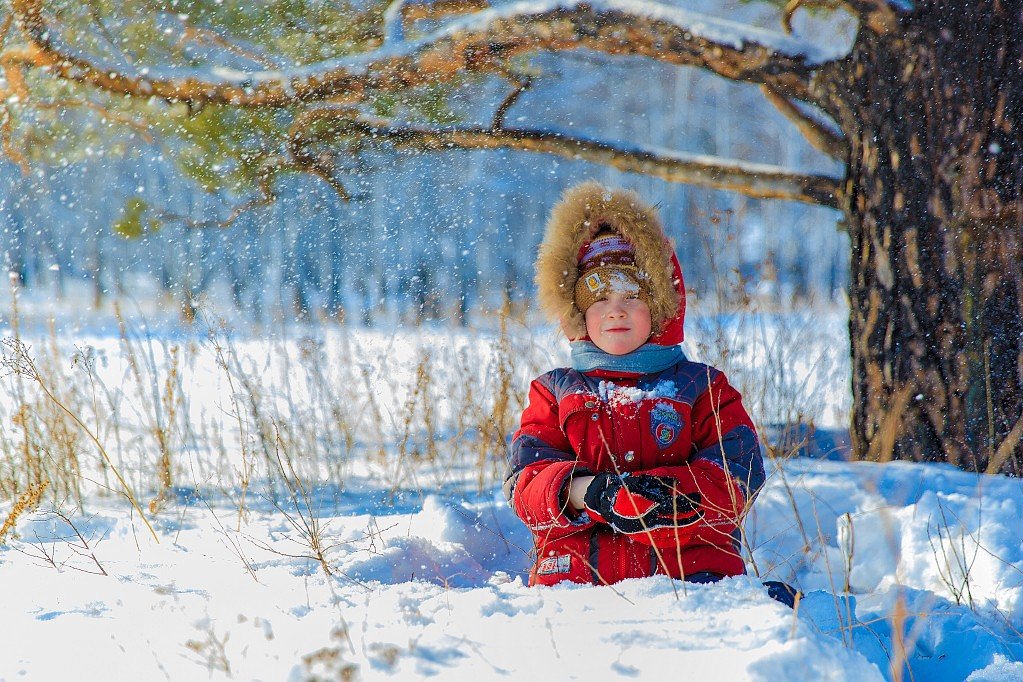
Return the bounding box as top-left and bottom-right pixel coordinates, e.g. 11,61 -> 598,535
0,0 -> 852,329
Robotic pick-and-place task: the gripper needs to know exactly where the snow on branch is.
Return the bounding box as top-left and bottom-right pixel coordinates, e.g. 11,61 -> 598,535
10,0 -> 834,108
292,112 -> 843,208
383,0 -> 492,45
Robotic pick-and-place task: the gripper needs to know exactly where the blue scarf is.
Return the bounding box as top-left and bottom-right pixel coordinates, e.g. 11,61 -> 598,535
570,341 -> 685,374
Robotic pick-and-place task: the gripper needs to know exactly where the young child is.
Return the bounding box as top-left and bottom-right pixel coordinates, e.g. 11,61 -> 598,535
505,181 -> 766,588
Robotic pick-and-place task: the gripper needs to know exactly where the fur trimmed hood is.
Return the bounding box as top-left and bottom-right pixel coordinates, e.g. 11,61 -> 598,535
535,181 -> 685,344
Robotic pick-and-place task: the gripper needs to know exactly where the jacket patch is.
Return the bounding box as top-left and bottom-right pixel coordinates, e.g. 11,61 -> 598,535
650,401 -> 683,449
537,554 -> 573,575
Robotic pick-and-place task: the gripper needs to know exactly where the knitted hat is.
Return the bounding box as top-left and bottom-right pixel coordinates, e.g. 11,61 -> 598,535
535,181 -> 684,341
573,230 -> 650,313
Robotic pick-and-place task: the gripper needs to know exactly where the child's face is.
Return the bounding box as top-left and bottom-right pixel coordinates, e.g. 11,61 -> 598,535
584,291 -> 652,355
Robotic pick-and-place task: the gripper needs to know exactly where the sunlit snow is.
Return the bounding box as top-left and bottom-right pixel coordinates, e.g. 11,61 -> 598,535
1,301 -> 1021,681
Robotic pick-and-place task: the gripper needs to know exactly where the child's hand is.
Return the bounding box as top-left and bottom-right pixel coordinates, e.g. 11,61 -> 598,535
582,473 -> 703,534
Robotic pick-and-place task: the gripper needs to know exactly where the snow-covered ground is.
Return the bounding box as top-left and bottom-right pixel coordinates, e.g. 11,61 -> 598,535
1,299 -> 1021,680
3,459 -> 1023,680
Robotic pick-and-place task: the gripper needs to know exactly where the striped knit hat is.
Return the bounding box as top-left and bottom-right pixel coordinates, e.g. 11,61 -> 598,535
573,229 -> 650,313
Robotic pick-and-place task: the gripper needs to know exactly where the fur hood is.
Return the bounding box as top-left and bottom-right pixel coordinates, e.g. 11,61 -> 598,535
535,181 -> 685,343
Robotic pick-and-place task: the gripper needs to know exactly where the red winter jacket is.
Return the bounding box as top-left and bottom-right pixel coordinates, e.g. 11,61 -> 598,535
505,259 -> 764,586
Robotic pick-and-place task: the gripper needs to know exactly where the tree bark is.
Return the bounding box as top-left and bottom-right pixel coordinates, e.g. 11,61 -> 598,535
826,1 -> 1023,474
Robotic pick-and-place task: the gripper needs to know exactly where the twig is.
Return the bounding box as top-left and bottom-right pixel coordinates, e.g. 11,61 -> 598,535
52,507 -> 108,576
782,0 -> 806,33
491,74 -> 532,130
761,84 -> 847,159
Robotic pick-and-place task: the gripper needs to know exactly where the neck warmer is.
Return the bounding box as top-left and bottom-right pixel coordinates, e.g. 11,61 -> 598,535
570,341 -> 685,374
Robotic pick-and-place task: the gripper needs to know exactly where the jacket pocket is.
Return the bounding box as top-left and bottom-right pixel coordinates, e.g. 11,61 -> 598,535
558,392 -> 603,466
531,529 -> 594,586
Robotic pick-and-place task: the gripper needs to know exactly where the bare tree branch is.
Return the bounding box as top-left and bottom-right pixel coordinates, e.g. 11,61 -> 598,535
287,121 -> 355,200
294,110 -> 842,207
782,0 -> 805,34
85,0 -> 124,62
782,0 -> 849,34
783,0 -> 904,36
157,193 -> 276,230
5,1 -> 845,211
491,73 -> 531,130
761,84 -> 847,159
842,0 -> 904,35
10,0 -> 829,108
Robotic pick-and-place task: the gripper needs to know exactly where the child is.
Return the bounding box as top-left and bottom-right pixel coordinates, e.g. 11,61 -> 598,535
505,181 -> 766,589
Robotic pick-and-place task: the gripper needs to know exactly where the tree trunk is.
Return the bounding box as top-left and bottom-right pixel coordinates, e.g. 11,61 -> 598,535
828,1 -> 1023,475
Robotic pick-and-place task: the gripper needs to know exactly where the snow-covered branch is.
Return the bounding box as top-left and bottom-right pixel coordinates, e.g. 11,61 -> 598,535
383,0 -> 492,45
293,112 -> 842,208
10,0 -> 835,107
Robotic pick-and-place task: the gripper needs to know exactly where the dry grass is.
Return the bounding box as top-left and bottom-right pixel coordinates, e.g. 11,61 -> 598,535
0,299 -> 545,513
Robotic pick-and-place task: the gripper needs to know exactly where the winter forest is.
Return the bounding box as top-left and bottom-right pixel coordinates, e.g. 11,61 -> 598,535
2,0 -> 1023,680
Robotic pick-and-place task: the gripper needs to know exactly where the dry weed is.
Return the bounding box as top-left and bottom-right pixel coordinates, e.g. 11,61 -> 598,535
0,479 -> 48,544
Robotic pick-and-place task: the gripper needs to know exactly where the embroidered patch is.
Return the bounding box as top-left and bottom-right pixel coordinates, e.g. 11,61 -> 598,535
585,273 -> 603,292
650,401 -> 683,449
537,555 -> 573,575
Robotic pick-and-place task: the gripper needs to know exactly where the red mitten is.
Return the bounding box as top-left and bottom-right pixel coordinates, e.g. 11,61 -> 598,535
626,461 -> 746,548
583,473 -> 703,536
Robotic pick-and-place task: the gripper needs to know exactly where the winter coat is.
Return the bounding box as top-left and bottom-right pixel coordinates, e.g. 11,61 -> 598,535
506,182 -> 765,586
505,353 -> 763,586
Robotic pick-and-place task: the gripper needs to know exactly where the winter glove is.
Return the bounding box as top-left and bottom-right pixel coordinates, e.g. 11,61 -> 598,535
583,473 -> 704,535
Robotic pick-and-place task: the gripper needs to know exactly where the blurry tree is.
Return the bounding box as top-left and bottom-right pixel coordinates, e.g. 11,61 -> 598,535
2,0 -> 1022,474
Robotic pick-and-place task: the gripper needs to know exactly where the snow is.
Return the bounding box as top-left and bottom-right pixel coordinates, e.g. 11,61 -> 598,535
598,379 -> 678,405
607,271 -> 642,295
1,313 -> 1021,681
3,458 -> 1022,680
